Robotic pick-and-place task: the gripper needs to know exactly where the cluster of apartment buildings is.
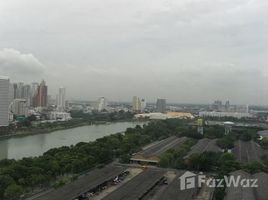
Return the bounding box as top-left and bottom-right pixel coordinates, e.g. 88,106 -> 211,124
199,100 -> 252,119
132,96 -> 166,113
0,76 -> 69,126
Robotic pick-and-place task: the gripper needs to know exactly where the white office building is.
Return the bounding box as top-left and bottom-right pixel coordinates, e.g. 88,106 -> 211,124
141,99 -> 146,112
132,96 -> 141,112
11,99 -> 28,117
0,76 -> 10,126
49,111 -> 72,121
57,87 -> 66,111
97,97 -> 108,112
199,111 -> 252,119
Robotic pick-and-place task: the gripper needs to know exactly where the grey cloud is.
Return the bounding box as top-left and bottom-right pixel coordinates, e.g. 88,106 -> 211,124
0,0 -> 267,105
0,48 -> 45,78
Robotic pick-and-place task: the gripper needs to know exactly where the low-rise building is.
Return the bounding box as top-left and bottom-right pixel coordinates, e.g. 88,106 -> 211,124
135,112 -> 194,120
199,111 -> 252,119
48,111 -> 72,121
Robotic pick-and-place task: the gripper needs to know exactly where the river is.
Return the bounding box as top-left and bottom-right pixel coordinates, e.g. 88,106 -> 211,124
0,121 -> 145,160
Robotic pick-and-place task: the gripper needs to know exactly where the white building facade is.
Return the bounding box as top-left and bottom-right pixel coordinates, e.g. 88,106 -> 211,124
97,97 -> 108,112
12,99 -> 28,117
49,111 -> 72,121
57,87 -> 66,111
0,76 -> 10,126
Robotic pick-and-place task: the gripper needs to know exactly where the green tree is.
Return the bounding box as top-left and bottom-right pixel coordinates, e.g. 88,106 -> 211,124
4,184 -> 23,200
0,175 -> 15,198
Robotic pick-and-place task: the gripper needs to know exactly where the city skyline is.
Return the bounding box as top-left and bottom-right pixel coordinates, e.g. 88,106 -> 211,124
2,76 -> 267,106
0,0 -> 267,105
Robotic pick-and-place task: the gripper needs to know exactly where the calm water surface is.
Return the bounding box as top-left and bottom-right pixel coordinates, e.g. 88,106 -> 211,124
0,121 -> 145,160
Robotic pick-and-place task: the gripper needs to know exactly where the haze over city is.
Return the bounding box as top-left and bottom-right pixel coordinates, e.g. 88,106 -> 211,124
0,0 -> 267,104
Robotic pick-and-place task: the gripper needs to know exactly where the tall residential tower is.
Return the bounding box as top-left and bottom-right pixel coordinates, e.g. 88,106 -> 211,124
32,80 -> 48,108
57,87 -> 66,111
0,76 -> 10,126
156,98 -> 166,113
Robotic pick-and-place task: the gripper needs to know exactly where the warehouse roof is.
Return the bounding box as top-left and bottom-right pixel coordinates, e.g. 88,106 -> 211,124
131,136 -> 188,163
102,169 -> 165,200
224,170 -> 268,200
34,165 -> 126,200
184,138 -> 221,158
154,171 -> 198,200
233,140 -> 263,164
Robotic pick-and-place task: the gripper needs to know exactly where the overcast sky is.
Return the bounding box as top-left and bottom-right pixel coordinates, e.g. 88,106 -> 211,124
0,0 -> 267,105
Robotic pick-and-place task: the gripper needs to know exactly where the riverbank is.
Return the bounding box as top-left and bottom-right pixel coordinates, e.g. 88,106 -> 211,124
0,121 -> 147,160
0,119 -> 143,140
0,119 -> 172,199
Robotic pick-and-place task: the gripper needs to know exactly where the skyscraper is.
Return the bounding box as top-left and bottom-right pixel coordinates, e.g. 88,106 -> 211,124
31,82 -> 39,106
32,80 -> 48,108
0,76 -> 10,126
22,84 -> 31,107
225,100 -> 230,111
156,98 -> 166,113
132,96 -> 141,112
16,82 -> 24,99
97,97 -> 107,112
57,87 -> 66,111
140,99 -> 146,112
12,99 -> 28,117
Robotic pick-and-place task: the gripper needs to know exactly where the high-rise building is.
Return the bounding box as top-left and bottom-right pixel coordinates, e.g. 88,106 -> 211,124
132,96 -> 141,112
13,83 -> 18,99
32,80 -> 48,108
9,83 -> 14,105
8,83 -> 14,122
97,97 -> 108,112
22,84 -> 31,107
16,82 -> 24,99
225,100 -> 230,111
140,99 -> 146,112
212,100 -> 223,111
0,76 -> 10,126
31,82 -> 39,106
11,99 -> 28,117
156,98 -> 166,113
57,87 -> 66,111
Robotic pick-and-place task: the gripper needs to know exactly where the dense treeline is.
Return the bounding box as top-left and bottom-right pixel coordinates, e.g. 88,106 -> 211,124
70,110 -> 134,122
0,119 -> 186,199
0,111 -> 135,137
159,139 -> 197,168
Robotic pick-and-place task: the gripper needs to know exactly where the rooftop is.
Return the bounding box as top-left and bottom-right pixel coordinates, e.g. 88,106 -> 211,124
184,138 -> 222,158
102,169 -> 165,200
224,170 -> 268,200
154,171 -> 198,200
131,136 -> 188,163
34,165 -> 126,200
233,140 -> 263,164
